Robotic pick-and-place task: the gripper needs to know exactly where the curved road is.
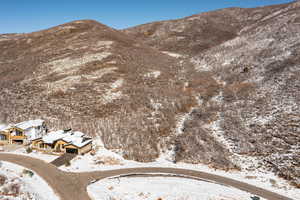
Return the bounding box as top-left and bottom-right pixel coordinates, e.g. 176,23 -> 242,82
0,153 -> 293,200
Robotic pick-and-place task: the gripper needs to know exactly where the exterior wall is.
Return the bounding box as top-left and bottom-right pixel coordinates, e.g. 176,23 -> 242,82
0,138 -> 9,145
9,127 -> 26,143
32,140 -> 65,155
32,140 -> 52,152
24,125 -> 47,140
54,140 -> 68,153
0,132 -> 9,145
79,143 -> 92,155
44,144 -> 53,151
32,140 -> 43,149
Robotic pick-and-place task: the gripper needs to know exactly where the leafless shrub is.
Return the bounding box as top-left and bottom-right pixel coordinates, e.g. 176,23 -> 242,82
7,183 -> 20,196
0,175 -> 6,186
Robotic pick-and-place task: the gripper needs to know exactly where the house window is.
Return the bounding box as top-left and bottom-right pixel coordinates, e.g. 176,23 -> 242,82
0,134 -> 7,140
16,130 -> 23,136
39,143 -> 44,149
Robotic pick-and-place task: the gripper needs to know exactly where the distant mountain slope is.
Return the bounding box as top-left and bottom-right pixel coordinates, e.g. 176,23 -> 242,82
124,3 -> 291,57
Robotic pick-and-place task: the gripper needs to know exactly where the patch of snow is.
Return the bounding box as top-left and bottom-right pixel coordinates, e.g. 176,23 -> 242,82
47,67 -> 117,92
223,36 -> 244,47
210,91 -> 224,103
101,78 -> 124,104
260,7 -> 291,22
188,16 -> 202,21
0,38 -> 12,42
157,145 -> 176,163
0,124 -> 7,131
247,115 -> 275,126
222,58 -> 235,66
174,112 -> 190,136
105,60 -> 117,65
60,146 -> 125,171
111,79 -> 124,89
0,161 -> 60,200
162,51 -> 182,58
101,91 -> 122,104
96,41 -> 114,48
46,52 -> 111,73
145,70 -> 161,79
88,176 -> 259,200
150,99 -> 162,111
60,25 -> 75,30
191,57 -> 212,71
203,118 -> 235,151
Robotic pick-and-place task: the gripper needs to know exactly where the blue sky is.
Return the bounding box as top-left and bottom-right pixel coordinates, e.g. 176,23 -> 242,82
0,0 -> 294,34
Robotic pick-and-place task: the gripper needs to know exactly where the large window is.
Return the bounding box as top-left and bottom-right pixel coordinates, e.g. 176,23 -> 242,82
15,130 -> 23,136
0,134 -> 7,140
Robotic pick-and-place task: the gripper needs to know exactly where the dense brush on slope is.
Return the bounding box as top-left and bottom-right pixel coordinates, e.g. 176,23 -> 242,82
1,1 -> 300,186
123,3 -> 287,57
125,1 -> 300,186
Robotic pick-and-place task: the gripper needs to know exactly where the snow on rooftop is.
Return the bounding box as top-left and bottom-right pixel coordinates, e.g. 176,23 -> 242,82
42,130 -> 65,144
15,119 -> 44,130
0,124 -> 16,132
0,124 -> 5,130
0,124 -> 10,132
62,131 -> 92,147
42,130 -> 91,147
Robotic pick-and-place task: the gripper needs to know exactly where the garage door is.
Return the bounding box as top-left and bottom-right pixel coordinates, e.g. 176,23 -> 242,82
12,140 -> 23,145
66,148 -> 78,154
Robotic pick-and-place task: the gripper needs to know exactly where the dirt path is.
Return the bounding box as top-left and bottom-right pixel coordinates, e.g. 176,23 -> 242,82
0,153 -> 294,200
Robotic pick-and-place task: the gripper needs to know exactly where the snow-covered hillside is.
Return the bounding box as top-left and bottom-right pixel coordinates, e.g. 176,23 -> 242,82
0,161 -> 59,200
88,176 -> 263,200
